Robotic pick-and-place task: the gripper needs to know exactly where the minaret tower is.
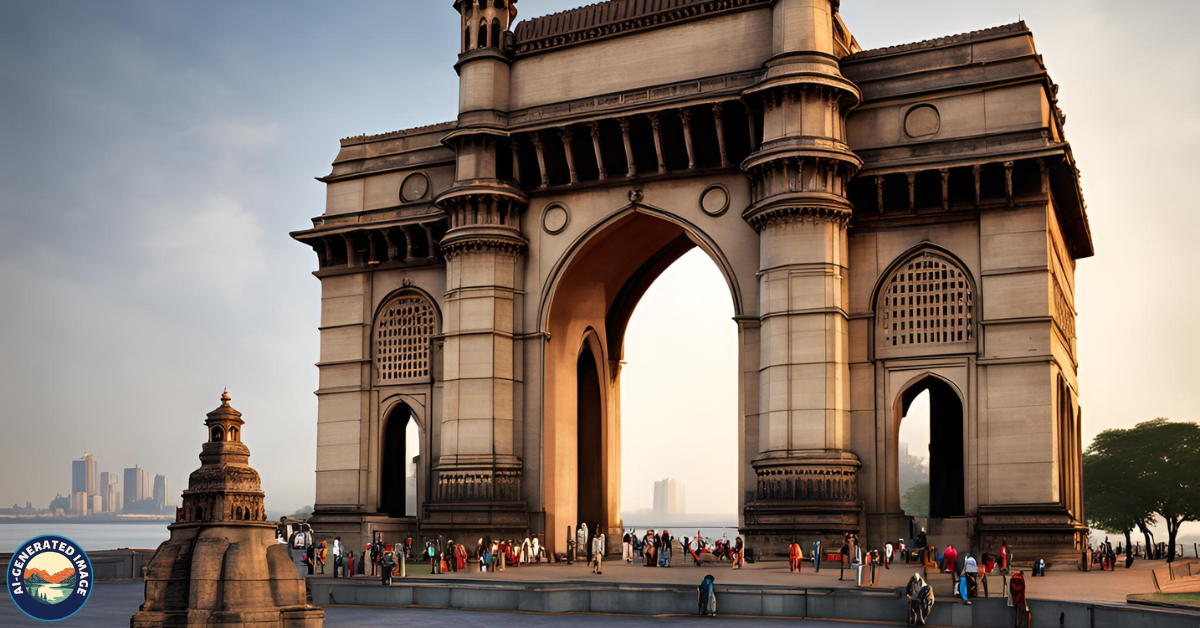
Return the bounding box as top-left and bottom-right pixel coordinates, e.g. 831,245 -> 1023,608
740,0 -> 864,552
428,0 -> 528,537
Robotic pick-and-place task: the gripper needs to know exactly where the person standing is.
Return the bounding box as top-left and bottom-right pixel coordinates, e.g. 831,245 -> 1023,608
885,542 -> 894,569
839,539 -> 849,580
592,531 -> 606,574
866,549 -> 878,587
380,549 -> 396,586
623,529 -> 633,563
731,537 -> 744,570
577,524 -> 589,564
305,540 -> 315,576
812,539 -> 822,573
430,541 -> 442,574
331,537 -> 343,578
660,530 -> 672,567
1010,571 -> 1030,628
643,530 -> 657,567
788,541 -> 802,573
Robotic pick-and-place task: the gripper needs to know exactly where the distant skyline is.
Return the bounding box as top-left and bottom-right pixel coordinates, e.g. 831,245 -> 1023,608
1,0 -> 1197,541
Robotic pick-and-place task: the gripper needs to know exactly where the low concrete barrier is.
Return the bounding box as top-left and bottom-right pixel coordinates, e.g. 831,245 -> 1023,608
309,577 -> 1200,627
1,548 -> 157,582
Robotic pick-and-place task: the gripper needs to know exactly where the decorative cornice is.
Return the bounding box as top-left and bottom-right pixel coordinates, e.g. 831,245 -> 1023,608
514,0 -> 771,56
744,203 -> 853,232
845,21 -> 1029,62
440,232 -> 528,259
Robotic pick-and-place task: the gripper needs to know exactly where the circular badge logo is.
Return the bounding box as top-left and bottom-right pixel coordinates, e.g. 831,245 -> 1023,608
7,535 -> 92,621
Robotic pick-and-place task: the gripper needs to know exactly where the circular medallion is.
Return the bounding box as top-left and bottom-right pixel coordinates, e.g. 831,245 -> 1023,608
542,204 -> 569,235
400,172 -> 430,202
904,105 -> 940,138
7,535 -> 93,621
700,184 -> 730,216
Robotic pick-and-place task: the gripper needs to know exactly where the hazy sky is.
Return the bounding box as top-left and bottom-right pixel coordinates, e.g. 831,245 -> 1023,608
1,1 -> 1197,528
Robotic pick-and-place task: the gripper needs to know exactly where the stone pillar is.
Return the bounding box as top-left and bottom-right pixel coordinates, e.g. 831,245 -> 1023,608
429,188 -> 529,534
426,0 -> 529,537
740,0 -> 864,554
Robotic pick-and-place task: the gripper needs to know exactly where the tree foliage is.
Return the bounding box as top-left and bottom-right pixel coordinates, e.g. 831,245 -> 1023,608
1084,419 -> 1200,561
901,481 -> 930,519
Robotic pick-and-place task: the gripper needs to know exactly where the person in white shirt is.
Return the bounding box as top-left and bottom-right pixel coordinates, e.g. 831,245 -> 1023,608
331,537 -> 343,578
592,532 -> 605,574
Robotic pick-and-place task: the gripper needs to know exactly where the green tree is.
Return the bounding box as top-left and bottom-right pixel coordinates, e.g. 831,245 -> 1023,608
1085,419 -> 1200,562
901,481 -> 930,519
1083,436 -> 1154,557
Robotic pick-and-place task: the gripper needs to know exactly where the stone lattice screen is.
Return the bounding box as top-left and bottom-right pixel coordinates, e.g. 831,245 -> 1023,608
375,293 -> 436,383
881,254 -> 974,347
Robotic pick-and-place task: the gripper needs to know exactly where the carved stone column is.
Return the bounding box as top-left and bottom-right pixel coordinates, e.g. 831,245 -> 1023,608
430,180 -> 529,535
740,0 -> 864,554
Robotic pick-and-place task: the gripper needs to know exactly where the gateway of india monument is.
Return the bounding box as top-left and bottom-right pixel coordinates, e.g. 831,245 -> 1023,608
293,0 -> 1092,561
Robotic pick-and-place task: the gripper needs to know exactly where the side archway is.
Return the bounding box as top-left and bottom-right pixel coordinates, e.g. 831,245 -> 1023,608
892,372 -> 967,525
380,401 -> 422,519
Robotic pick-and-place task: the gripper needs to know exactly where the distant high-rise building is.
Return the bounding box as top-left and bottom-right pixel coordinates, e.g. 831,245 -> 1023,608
72,491 -> 88,516
152,475 -> 168,511
91,494 -> 102,515
100,471 -> 110,511
652,478 -> 685,517
124,466 -> 150,510
115,491 -> 121,513
72,453 -> 96,498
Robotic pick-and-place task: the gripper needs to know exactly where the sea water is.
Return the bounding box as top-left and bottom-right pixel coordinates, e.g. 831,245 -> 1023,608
0,523 -> 171,553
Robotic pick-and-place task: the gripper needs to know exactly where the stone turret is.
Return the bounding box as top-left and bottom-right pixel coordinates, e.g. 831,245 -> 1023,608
739,0 -> 865,553
421,0 -> 530,540
132,391 -> 323,628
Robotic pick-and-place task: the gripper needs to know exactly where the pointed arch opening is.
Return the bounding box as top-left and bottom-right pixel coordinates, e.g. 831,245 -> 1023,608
896,375 -> 966,523
540,204 -> 743,553
381,403 -> 421,518
576,337 -> 605,541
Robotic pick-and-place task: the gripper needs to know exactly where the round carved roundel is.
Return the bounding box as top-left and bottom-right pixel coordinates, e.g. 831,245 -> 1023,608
542,203 -> 569,234
700,184 -> 730,216
400,172 -> 430,202
904,105 -> 941,138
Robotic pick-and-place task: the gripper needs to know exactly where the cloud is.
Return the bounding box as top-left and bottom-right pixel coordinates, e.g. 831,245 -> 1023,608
135,195 -> 268,299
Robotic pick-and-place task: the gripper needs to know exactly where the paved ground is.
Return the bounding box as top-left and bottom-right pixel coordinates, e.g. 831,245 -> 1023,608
0,560 -> 1168,627
320,555 -> 1159,603
0,582 -> 878,628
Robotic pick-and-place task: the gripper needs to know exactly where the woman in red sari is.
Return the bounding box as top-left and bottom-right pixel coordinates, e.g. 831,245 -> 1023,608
1009,571 -> 1030,628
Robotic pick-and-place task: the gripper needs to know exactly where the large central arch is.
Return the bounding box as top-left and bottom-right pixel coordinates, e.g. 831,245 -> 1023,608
539,203 -> 744,544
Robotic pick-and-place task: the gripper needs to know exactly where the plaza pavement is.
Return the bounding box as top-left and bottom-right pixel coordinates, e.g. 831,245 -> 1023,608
0,558 -> 1164,627
316,555 -> 1158,604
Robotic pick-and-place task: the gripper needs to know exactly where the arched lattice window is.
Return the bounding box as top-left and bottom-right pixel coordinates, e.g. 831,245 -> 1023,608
376,292 -> 436,383
880,251 -> 974,347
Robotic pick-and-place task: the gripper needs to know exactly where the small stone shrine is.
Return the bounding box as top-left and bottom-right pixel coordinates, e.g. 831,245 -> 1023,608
132,390 -> 323,628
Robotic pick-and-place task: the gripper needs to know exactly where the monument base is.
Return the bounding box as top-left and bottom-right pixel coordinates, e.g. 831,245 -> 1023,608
976,504 -> 1088,567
